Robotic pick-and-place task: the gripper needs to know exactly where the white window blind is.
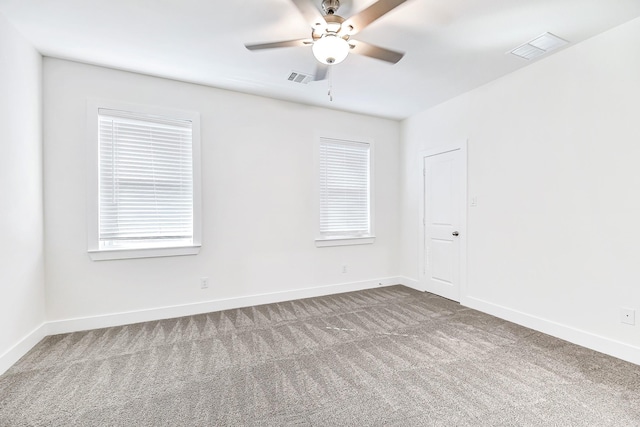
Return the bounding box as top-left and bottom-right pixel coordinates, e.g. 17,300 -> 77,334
319,138 -> 371,238
98,108 -> 194,250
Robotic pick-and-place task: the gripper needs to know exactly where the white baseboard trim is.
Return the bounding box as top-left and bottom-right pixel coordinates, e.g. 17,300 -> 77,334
462,295 -> 640,366
397,276 -> 422,292
0,278 -> 402,374
6,281 -> 637,375
0,323 -> 49,376
47,277 -> 402,336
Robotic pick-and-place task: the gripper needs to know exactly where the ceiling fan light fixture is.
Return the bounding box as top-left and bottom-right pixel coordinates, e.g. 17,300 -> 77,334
312,34 -> 349,64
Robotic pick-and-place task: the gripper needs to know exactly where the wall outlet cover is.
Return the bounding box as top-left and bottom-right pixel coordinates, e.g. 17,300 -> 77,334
620,308 -> 635,325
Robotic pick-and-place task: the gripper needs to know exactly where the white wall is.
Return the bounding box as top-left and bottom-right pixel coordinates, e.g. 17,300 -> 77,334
401,17 -> 640,360
0,13 -> 45,369
43,58 -> 400,324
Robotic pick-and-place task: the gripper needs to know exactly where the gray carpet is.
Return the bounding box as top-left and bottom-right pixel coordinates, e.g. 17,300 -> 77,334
1,285 -> 639,426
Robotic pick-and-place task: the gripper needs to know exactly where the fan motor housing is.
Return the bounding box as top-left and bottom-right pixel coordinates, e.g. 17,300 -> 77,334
322,0 -> 340,15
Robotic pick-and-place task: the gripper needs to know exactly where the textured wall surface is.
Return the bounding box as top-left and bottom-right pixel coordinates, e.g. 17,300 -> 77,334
43,58 -> 401,321
0,13 -> 45,364
400,17 -> 640,353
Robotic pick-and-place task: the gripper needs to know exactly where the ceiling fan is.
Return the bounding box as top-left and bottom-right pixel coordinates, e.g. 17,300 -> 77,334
245,0 -> 409,81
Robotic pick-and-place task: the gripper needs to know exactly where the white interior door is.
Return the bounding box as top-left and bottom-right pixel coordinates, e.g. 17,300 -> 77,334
422,149 -> 463,301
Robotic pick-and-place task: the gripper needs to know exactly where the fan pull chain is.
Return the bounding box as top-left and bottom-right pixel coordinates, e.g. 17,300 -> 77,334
328,66 -> 333,102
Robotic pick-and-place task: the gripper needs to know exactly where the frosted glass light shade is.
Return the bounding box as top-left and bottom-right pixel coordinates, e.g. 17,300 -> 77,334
312,35 -> 349,65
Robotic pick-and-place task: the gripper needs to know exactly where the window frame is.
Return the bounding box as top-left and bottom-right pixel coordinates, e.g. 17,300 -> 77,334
315,135 -> 375,248
86,99 -> 202,261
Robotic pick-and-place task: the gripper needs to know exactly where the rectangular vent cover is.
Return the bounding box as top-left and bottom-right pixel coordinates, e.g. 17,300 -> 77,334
510,32 -> 568,60
287,71 -> 312,84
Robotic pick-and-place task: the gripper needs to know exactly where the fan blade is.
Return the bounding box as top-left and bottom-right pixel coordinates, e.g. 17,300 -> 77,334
349,40 -> 404,64
290,0 -> 325,26
344,0 -> 408,35
245,39 -> 312,51
314,64 -> 329,81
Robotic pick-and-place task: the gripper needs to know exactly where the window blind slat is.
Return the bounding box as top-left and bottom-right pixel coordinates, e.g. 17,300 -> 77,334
98,111 -> 194,249
319,138 -> 370,238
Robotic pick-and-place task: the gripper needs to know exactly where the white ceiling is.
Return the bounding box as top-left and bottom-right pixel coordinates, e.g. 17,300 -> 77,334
1,0 -> 640,120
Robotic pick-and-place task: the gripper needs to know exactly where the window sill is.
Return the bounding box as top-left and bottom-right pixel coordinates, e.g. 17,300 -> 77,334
88,245 -> 201,261
315,236 -> 375,247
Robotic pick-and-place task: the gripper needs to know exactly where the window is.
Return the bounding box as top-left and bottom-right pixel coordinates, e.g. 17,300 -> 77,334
87,101 -> 201,260
316,137 -> 375,247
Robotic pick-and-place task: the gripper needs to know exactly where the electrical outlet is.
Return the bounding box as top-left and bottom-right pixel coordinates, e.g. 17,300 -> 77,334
200,277 -> 209,289
620,308 -> 635,325
342,265 -> 348,274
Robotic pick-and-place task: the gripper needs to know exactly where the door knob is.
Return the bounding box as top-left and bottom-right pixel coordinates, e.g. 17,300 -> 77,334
452,231 -> 459,236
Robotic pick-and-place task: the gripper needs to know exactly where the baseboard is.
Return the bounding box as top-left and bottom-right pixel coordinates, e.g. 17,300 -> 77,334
463,295 -> 640,366
47,277 -> 402,335
7,282 -> 637,375
0,323 -> 49,376
4,279 -> 402,374
397,276 -> 422,292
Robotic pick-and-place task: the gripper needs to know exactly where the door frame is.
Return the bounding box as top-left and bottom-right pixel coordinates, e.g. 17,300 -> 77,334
418,140 -> 468,302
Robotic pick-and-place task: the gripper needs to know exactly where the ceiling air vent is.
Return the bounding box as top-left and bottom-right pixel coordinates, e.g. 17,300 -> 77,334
287,71 -> 312,84
509,32 -> 568,60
